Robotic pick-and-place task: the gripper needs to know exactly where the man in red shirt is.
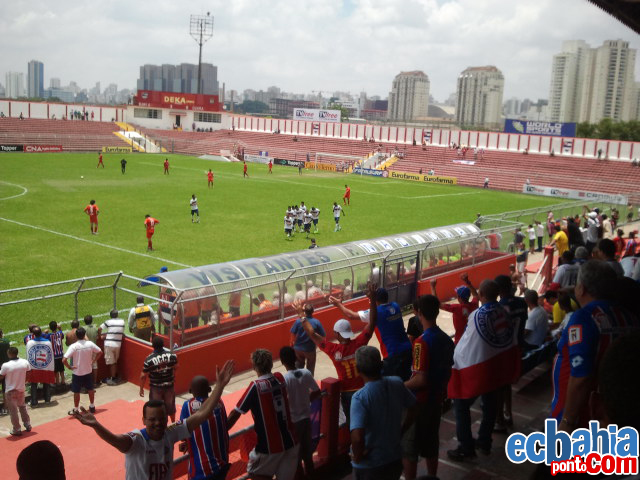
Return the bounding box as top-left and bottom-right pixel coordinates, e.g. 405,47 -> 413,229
84,200 -> 99,235
268,160 -> 273,174
430,276 -> 479,344
343,185 -> 351,206
613,229 -> 625,259
207,169 -> 214,189
163,158 -> 170,175
243,161 -> 248,178
297,283 -> 377,424
97,153 -> 104,168
144,215 -> 159,251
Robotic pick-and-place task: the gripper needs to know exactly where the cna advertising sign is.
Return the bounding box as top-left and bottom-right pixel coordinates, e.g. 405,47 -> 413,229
134,90 -> 222,112
293,108 -> 341,123
504,119 -> 577,137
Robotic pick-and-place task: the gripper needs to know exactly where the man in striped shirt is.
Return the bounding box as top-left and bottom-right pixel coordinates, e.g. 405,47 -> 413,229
46,321 -> 66,390
179,375 -> 230,480
99,309 -> 125,385
140,337 -> 178,422
227,349 -> 299,480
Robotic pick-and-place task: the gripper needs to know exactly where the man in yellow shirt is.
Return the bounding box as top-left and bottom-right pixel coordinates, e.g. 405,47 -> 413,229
549,225 -> 569,257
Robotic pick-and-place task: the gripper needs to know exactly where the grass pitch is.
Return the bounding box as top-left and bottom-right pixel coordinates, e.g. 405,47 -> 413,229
0,152 -> 556,337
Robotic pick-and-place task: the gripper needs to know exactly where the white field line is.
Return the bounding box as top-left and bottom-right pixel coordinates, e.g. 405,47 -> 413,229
0,216 -> 192,268
139,162 -> 479,200
0,181 -> 28,200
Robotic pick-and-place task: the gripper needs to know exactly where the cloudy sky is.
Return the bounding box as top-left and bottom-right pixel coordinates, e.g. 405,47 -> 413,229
2,0 -> 638,102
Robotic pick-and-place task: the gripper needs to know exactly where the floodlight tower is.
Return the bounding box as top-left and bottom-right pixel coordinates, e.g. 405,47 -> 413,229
189,13 -> 214,94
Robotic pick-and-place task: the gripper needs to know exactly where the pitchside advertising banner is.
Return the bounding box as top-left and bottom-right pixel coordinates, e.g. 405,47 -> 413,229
274,158 -> 305,168
134,89 -> 222,112
306,161 -> 336,172
504,119 -> 577,137
522,184 -> 628,205
389,170 -> 458,185
352,167 -> 389,178
293,108 -> 341,123
244,154 -> 272,164
1,144 -> 63,152
102,146 -> 132,153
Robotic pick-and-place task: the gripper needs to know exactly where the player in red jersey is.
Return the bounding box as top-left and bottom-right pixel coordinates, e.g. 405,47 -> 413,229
343,185 -> 351,206
268,160 -> 273,174
207,169 -> 214,189
97,153 -> 104,168
144,215 -> 159,251
164,158 -> 170,175
297,283 -> 378,424
243,161 -> 248,178
84,200 -> 99,234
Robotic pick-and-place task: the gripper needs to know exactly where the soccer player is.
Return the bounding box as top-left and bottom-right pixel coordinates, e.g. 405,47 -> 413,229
207,169 -> 214,188
284,213 -> 294,240
268,160 -> 273,174
164,158 -> 170,175
343,185 -> 351,205
303,210 -> 313,237
97,152 -> 104,168
310,206 -> 320,233
333,202 -> 345,232
291,205 -> 299,232
190,194 -> 199,223
120,158 -> 127,174
299,201 -> 307,213
144,215 -> 159,251
84,200 -> 99,235
296,205 -> 304,233
243,161 -> 248,178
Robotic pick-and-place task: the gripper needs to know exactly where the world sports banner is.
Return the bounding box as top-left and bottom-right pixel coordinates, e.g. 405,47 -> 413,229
244,154 -> 272,164
293,108 -> 341,123
352,167 -> 389,178
388,169 -> 457,185
24,144 -> 63,152
504,119 -> 576,137
102,146 -> 132,153
522,184 -> 628,205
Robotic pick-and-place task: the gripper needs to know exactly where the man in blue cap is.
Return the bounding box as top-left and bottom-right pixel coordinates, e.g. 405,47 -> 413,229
430,275 -> 479,345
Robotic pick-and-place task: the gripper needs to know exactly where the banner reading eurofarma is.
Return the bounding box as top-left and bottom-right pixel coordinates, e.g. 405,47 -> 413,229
293,108 -> 341,123
504,119 -> 576,137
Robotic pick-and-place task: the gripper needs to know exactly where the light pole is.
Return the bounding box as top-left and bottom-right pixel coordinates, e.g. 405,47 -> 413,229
189,13 -> 214,95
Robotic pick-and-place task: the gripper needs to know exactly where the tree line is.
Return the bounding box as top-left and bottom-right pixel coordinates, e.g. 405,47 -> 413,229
576,119 -> 640,142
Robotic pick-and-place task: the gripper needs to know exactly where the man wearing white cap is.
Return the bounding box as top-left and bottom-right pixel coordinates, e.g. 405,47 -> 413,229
295,284 -> 378,425
583,209 -> 600,254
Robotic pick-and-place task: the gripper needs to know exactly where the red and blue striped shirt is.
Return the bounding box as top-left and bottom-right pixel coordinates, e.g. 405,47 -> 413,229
235,372 -> 297,454
180,397 -> 229,480
46,330 -> 65,359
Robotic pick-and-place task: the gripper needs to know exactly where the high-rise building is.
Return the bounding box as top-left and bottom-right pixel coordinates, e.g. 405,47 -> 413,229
387,71 -> 430,122
27,60 -> 44,98
137,63 -> 218,95
503,97 -> 521,117
548,39 -> 637,123
455,66 -> 504,128
50,77 -> 61,89
5,72 -> 25,98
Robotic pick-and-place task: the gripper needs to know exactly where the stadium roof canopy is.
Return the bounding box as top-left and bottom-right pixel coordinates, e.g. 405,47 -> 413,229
587,0 -> 640,34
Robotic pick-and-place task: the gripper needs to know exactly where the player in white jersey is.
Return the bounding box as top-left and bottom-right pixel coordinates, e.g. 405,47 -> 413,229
284,213 -> 294,240
300,202 -> 307,213
189,195 -> 199,223
333,202 -> 345,231
303,211 -> 313,237
291,206 -> 299,232
310,207 -> 320,233
296,205 -> 304,232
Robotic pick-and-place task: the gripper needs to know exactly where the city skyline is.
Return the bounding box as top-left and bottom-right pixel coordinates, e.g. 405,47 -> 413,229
1,0 -> 638,104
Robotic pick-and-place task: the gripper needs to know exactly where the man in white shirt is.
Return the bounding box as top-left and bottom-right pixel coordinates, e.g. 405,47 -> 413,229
310,207 -> 320,233
280,346 -> 320,477
333,202 -> 344,232
0,347 -> 31,436
284,213 -> 294,239
72,361 -> 234,480
189,194 -> 199,223
535,221 -> 545,252
99,309 -> 126,385
523,290 -> 549,350
63,327 -> 102,415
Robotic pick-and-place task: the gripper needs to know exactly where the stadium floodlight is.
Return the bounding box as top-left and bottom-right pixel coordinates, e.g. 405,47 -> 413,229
189,13 -> 214,95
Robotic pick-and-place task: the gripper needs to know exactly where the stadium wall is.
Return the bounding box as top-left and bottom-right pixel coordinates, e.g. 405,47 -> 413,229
0,99 -> 125,122
119,253 -> 513,394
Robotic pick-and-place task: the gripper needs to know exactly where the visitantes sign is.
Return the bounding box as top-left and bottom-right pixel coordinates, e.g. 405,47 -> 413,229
389,170 -> 457,185
102,146 -> 133,153
522,184 -> 628,205
352,167 -> 389,178
134,90 -> 222,112
504,119 -> 576,137
293,108 -> 341,123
